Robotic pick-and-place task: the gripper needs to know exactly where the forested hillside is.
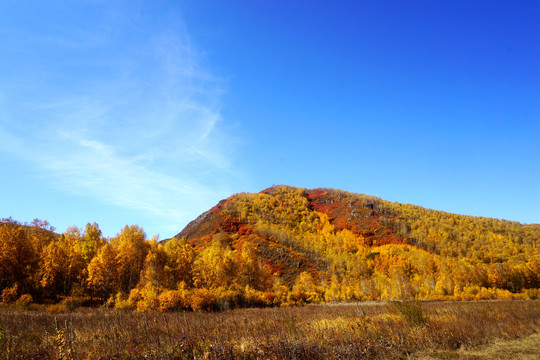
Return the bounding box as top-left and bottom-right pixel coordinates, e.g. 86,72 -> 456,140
1,186 -> 539,311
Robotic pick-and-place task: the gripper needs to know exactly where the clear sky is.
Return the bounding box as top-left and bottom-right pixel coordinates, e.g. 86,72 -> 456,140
1,1 -> 539,238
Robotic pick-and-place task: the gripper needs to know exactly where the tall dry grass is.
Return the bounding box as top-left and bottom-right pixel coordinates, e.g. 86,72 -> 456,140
0,300 -> 538,359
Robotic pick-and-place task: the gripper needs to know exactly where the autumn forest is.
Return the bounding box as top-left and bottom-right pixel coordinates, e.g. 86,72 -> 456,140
1,186 -> 539,312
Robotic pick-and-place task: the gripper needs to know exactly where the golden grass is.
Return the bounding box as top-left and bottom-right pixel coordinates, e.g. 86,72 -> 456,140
0,300 -> 538,359
414,332 -> 540,360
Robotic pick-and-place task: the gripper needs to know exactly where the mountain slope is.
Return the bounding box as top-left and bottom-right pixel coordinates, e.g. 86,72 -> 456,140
172,185 -> 539,300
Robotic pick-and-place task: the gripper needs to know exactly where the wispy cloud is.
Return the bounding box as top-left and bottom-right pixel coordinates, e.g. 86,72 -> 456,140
0,2 -> 239,236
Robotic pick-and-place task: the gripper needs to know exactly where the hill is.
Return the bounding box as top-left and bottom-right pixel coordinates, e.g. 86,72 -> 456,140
168,185 -> 539,303
1,186 -> 538,311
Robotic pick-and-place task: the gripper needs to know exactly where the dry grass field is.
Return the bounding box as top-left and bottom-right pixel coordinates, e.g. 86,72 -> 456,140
413,332 -> 540,360
0,300 -> 538,359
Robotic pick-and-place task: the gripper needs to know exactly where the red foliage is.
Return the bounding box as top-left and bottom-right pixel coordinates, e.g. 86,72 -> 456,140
220,217 -> 241,233
237,225 -> 253,236
306,189 -> 403,247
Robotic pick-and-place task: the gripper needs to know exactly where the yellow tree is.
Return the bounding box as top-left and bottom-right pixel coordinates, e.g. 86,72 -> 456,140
0,221 -> 36,293
59,226 -> 86,295
290,271 -> 321,303
237,242 -> 273,290
324,274 -> 341,302
26,218 -> 56,257
390,265 -> 413,300
140,239 -> 169,287
193,237 -> 235,289
163,237 -> 196,288
111,225 -> 149,293
39,241 -> 69,298
87,243 -> 118,300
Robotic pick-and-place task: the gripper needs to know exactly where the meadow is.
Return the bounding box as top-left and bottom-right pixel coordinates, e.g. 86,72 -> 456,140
0,300 -> 538,359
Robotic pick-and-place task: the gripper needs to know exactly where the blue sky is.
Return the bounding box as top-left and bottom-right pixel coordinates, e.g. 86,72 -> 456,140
1,1 -> 539,238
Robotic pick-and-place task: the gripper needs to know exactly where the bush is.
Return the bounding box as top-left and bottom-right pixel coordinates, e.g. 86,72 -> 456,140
114,292 -> 134,311
1,285 -> 19,304
46,303 -> 67,313
15,294 -> 33,309
263,291 -> 277,305
391,301 -> 428,326
525,288 -> 538,300
158,290 -> 190,311
244,286 -> 270,307
190,288 -> 216,312
213,288 -> 243,311
61,296 -> 84,311
130,283 -> 162,312
105,295 -> 115,308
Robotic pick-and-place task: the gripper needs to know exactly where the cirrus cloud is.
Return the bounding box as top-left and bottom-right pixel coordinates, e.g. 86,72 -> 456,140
0,2 -> 241,236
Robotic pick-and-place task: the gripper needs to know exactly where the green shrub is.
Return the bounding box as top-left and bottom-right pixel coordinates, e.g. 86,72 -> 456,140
391,300 -> 428,326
